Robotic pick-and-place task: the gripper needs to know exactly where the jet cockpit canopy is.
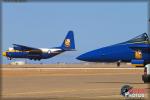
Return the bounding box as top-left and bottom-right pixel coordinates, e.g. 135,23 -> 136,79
125,33 -> 149,44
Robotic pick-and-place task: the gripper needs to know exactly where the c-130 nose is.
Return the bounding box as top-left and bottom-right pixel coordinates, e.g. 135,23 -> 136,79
2,52 -> 7,56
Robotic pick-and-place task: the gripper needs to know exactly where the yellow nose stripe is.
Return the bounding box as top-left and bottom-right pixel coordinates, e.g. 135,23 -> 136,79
2,52 -> 6,56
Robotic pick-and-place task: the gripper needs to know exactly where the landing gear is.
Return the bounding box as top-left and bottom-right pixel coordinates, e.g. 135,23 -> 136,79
7,57 -> 12,60
117,60 -> 121,67
38,59 -> 41,61
32,58 -> 41,61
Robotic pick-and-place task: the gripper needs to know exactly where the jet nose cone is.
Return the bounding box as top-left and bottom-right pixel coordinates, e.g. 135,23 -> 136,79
76,54 -> 85,61
76,51 -> 97,62
2,52 -> 7,56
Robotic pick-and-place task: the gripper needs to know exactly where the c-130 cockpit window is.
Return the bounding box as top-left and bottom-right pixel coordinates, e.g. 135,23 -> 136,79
125,33 -> 149,44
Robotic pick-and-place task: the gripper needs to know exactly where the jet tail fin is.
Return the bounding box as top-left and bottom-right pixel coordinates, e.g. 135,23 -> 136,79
60,31 -> 75,51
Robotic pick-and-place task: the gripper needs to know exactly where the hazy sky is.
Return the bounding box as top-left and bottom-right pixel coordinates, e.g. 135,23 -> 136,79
2,2 -> 147,64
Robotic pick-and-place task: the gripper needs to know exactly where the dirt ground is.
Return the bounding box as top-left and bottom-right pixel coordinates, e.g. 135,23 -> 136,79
1,64 -> 150,100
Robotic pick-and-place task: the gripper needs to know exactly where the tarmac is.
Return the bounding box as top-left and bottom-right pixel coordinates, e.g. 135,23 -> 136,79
1,64 -> 150,100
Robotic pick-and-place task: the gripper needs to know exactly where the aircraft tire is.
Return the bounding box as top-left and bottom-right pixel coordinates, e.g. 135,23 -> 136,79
142,75 -> 150,83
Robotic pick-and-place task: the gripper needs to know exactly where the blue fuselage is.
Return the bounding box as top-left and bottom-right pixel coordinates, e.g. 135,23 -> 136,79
5,50 -> 64,60
77,43 -> 150,64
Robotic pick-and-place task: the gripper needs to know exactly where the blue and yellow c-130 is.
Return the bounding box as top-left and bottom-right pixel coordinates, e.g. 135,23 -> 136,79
2,31 -> 75,61
77,33 -> 150,67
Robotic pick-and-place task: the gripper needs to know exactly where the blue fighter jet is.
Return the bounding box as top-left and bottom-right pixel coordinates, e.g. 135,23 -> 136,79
2,31 -> 75,61
77,33 -> 150,67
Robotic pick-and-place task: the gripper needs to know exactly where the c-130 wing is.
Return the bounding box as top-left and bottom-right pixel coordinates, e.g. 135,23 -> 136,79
13,44 -> 39,51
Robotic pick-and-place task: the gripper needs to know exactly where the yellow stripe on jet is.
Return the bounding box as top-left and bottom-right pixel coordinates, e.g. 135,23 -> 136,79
132,64 -> 144,67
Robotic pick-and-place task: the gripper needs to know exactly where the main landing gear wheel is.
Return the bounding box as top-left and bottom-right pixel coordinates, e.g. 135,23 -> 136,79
7,57 -> 12,60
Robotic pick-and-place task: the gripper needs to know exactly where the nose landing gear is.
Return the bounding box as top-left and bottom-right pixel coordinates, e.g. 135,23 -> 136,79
7,57 -> 12,60
117,60 -> 121,67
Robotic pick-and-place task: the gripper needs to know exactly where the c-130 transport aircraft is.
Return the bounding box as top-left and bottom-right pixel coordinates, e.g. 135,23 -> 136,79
2,31 -> 75,61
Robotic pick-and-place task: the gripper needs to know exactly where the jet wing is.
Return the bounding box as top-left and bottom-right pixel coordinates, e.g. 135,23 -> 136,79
13,44 -> 39,51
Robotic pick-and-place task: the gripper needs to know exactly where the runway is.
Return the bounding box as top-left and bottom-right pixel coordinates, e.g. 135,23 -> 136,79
1,64 -> 150,100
